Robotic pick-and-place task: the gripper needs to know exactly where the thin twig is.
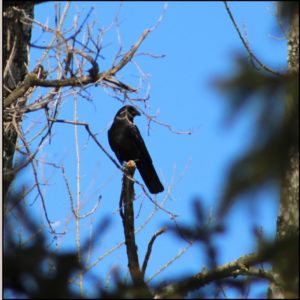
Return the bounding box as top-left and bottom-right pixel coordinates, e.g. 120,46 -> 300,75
112,3 -> 124,67
3,36 -> 17,80
73,94 -> 84,295
147,242 -> 193,283
142,227 -> 166,276
13,118 -> 56,236
223,1 -> 282,76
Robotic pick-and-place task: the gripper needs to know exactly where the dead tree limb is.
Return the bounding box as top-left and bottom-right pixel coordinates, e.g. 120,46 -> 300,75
119,161 -> 152,297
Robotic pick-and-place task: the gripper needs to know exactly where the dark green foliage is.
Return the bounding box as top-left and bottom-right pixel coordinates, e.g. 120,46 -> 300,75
215,58 -> 298,217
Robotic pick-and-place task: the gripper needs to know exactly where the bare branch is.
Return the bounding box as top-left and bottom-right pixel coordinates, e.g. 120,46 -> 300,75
119,161 -> 146,287
73,94 -> 84,295
14,118 -> 57,236
142,227 -> 166,276
4,71 -> 137,108
147,242 -> 193,283
3,36 -> 17,81
5,23 -> 157,108
144,111 -> 193,136
70,184 -> 173,283
108,29 -> 152,76
223,1 -> 283,76
155,251 -> 281,298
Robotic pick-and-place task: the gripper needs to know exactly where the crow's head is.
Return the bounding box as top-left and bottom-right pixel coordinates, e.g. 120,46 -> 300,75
116,105 -> 141,121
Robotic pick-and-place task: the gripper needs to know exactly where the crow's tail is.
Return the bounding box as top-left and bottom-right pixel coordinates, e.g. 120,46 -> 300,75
137,161 -> 164,194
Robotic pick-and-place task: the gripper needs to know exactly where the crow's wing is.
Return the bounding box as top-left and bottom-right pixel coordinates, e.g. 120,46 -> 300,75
129,124 -> 164,194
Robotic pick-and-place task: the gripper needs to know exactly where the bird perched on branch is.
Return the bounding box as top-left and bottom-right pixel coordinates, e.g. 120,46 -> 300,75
108,105 -> 164,194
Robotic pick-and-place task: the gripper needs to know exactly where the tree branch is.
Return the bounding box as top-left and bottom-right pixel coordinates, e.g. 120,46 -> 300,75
223,1 -> 283,76
142,227 -> 166,277
119,161 -> 151,297
4,72 -> 137,108
109,29 -> 151,76
4,27 -> 154,108
155,251 -> 280,298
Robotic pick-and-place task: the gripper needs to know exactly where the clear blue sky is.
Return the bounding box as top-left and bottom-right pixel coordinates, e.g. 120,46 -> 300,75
13,1 -> 287,298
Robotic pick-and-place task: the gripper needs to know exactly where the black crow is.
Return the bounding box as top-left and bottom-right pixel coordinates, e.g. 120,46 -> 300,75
108,105 -> 164,194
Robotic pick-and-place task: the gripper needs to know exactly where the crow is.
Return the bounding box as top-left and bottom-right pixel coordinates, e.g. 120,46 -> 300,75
108,105 -> 164,194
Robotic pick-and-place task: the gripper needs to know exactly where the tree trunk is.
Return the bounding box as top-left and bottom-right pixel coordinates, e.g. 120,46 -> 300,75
268,7 -> 299,299
3,2 -> 34,195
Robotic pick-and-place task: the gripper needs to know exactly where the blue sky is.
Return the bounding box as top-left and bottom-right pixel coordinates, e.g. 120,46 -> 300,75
12,1 -> 287,298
